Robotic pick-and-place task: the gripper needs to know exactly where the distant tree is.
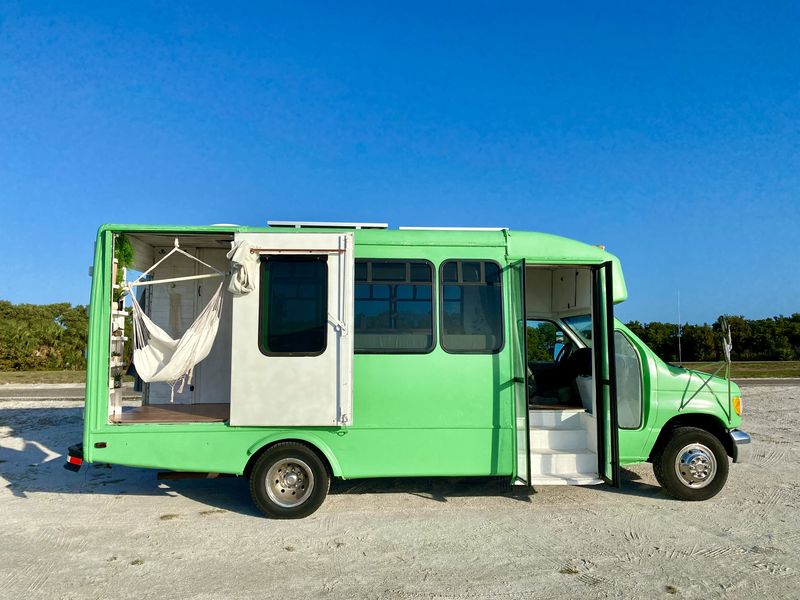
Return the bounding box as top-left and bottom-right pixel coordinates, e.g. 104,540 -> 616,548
630,314 -> 800,363
0,300 -> 88,371
681,324 -> 717,362
527,321 -> 557,362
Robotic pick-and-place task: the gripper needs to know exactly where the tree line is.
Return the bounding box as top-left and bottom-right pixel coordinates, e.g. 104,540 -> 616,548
626,314 -> 800,362
0,299 -> 798,371
0,301 -> 89,371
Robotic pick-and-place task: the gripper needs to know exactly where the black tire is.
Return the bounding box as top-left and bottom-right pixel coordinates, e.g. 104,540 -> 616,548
249,442 -> 330,519
652,426 -> 729,501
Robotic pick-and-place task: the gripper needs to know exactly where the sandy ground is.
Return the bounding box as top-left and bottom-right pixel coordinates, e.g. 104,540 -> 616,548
1,384 -> 798,600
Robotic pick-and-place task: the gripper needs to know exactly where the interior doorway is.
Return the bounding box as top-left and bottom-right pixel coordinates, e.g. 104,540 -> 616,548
522,265 -> 601,485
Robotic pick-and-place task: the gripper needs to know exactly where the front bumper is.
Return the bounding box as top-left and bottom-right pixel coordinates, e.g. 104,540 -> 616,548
729,429 -> 752,464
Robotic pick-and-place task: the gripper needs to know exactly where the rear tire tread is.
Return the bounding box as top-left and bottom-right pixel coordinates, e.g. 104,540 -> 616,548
249,441 -> 330,519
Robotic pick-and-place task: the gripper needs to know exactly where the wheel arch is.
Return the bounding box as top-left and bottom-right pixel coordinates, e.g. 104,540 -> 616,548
647,412 -> 733,462
243,433 -> 342,480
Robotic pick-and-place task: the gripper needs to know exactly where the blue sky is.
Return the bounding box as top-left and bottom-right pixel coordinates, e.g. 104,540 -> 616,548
1,1 -> 798,323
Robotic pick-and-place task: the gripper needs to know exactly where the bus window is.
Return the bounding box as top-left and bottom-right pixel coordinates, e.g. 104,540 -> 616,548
440,260 -> 503,354
614,330 -> 643,429
354,260 -> 434,353
563,314 -> 592,347
259,256 -> 328,355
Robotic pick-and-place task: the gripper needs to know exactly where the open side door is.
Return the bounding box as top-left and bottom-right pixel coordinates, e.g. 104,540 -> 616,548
229,232 -> 354,427
592,261 -> 621,486
509,259 -> 531,486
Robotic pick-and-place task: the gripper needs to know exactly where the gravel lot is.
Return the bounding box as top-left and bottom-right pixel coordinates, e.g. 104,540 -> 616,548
1,384 -> 798,599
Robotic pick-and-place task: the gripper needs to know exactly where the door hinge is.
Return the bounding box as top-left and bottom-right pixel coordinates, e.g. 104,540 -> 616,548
328,314 -> 346,334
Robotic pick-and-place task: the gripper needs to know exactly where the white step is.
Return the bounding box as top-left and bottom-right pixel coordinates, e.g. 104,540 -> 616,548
530,427 -> 587,451
531,473 -> 604,486
530,449 -> 597,476
529,409 -> 585,428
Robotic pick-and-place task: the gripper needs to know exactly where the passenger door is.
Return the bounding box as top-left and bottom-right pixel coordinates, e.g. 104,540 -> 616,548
229,232 -> 354,426
509,260 -> 530,486
592,262 -> 621,486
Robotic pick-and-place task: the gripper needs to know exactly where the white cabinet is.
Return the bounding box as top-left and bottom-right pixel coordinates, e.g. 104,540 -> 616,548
552,268 -> 592,313
552,269 -> 577,311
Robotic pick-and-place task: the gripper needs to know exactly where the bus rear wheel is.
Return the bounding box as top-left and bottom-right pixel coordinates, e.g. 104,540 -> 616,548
653,426 -> 729,501
249,442 -> 330,519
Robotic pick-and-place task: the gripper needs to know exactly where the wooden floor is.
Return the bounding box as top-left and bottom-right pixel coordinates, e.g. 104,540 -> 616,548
111,403 -> 230,423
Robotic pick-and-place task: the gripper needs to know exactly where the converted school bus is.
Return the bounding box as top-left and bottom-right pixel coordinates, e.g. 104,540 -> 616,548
66,221 -> 751,518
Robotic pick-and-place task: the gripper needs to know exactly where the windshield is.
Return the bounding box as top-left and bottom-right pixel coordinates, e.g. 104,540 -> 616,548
563,314 -> 592,347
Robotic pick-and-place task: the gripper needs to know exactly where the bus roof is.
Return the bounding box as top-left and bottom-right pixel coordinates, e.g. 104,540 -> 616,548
97,223 -> 627,302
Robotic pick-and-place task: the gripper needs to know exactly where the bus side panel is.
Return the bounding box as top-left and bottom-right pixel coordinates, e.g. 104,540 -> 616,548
353,354 -> 511,430
87,426 -> 514,478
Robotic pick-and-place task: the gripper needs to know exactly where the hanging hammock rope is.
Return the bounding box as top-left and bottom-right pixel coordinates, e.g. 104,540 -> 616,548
125,239 -> 226,401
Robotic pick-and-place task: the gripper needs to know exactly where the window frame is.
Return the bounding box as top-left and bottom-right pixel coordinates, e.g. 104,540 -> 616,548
438,259 -> 505,355
614,329 -> 644,430
354,258 -> 437,355
257,254 -> 329,358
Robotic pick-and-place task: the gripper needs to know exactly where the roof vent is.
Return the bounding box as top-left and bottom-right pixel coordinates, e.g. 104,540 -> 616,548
267,220 -> 388,230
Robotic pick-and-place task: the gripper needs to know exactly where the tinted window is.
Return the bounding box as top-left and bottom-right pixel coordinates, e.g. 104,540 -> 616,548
259,257 -> 327,355
354,260 -> 434,353
440,260 -> 503,354
615,331 -> 642,429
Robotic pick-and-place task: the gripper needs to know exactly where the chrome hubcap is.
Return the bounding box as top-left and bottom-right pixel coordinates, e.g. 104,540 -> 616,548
265,458 -> 314,508
674,443 -> 717,489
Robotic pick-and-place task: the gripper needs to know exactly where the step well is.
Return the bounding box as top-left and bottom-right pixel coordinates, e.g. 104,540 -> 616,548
527,408 -> 599,483
531,473 -> 604,486
530,449 -> 597,475
530,427 -> 587,451
529,408 -> 585,428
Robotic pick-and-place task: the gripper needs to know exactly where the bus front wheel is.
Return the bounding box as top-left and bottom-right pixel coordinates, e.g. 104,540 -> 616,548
652,426 -> 729,501
249,442 -> 330,519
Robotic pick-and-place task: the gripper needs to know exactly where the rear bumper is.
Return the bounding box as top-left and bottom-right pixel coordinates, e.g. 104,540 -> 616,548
729,429 -> 751,464
64,443 -> 84,472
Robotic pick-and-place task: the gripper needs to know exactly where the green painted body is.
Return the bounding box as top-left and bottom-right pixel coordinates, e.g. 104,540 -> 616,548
82,224 -> 741,480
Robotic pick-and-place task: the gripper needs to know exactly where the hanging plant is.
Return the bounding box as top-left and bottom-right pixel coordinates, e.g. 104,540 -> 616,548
113,234 -> 135,302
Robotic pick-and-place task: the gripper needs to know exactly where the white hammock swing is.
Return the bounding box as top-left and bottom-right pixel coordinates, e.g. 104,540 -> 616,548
126,239 -> 226,401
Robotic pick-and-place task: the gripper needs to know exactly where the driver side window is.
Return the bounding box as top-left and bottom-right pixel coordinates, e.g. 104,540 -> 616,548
526,320 -> 565,363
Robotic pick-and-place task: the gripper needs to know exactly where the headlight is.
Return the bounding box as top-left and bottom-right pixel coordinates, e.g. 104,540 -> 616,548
733,396 -> 742,416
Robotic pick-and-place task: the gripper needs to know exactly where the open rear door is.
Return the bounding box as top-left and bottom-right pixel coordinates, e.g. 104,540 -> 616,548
592,261 -> 620,486
509,260 -> 531,486
229,232 -> 354,427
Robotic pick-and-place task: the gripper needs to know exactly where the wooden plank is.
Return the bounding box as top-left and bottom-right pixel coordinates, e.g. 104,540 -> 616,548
111,403 -> 229,423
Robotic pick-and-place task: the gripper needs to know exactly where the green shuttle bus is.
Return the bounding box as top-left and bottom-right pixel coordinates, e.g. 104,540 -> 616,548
66,221 -> 751,518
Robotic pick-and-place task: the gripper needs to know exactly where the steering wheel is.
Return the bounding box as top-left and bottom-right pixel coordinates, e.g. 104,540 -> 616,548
554,343 -> 569,366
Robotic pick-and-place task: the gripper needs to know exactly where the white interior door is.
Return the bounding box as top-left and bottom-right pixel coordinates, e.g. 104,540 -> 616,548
229,232 -> 354,426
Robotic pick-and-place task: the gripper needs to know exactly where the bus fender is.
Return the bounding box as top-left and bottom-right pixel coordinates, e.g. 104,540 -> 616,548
244,432 -> 343,477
